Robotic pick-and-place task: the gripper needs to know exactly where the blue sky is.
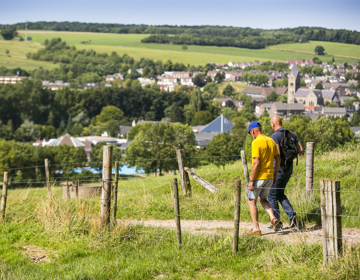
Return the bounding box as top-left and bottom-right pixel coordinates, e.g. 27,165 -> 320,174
1,0 -> 359,31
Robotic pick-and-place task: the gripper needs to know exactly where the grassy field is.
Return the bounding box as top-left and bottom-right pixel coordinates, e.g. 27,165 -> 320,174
1,145 -> 360,279
270,41 -> 360,60
10,31 -> 357,67
0,40 -> 58,70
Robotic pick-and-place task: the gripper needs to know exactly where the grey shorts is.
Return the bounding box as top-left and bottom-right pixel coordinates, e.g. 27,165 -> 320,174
246,179 -> 274,200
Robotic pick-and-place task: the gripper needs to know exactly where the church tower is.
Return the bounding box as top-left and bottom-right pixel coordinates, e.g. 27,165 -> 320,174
287,60 -> 300,103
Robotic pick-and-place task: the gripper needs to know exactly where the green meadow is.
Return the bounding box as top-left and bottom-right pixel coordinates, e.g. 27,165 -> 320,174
0,39 -> 58,70
1,144 -> 360,278
1,30 -> 358,70
269,41 -> 360,60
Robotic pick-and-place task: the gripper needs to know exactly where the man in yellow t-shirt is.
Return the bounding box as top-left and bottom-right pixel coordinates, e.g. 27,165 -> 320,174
246,122 -> 281,235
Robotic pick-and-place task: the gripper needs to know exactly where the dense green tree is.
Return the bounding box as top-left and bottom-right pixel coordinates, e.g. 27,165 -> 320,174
256,73 -> 269,86
312,66 -> 324,76
189,90 -> 203,113
191,111 -> 213,126
0,26 -> 16,40
203,83 -> 219,99
222,84 -> 235,97
206,132 -> 240,170
193,73 -> 206,87
96,106 -> 124,123
350,112 -> 360,126
315,83 -> 324,89
345,72 -> 355,82
222,107 -> 238,121
264,91 -> 279,102
125,123 -> 197,174
315,45 -> 325,55
276,94 -> 288,103
181,45 -> 188,51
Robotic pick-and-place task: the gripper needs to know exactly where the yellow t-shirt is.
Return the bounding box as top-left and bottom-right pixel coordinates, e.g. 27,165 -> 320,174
251,134 -> 279,180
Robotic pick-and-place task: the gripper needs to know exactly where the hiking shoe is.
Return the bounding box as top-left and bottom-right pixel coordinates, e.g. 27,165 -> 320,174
247,229 -> 261,236
289,216 -> 299,229
266,223 -> 283,231
271,218 -> 281,232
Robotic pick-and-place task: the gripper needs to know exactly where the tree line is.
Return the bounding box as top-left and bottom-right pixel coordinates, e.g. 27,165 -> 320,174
2,22 -> 360,47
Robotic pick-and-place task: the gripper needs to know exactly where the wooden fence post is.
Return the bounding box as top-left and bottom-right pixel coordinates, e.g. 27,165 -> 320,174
112,161 -> 119,225
101,145 -> 113,228
173,178 -> 181,247
76,180 -> 79,198
306,142 -> 314,195
1,172 -> 8,221
240,150 -> 249,186
320,180 -> 342,265
44,159 -> 50,194
176,149 -> 191,196
66,180 -> 70,199
232,178 -> 241,254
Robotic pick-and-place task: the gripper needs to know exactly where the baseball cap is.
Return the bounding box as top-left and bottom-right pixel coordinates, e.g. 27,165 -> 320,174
247,122 -> 261,134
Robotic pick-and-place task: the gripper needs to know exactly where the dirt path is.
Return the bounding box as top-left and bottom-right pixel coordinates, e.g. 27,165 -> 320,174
121,219 -> 360,245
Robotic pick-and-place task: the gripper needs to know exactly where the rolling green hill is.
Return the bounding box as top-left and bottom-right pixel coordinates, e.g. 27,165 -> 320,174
1,30 -> 359,70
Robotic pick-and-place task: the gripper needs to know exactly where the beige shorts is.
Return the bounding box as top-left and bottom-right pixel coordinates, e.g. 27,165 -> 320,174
246,179 -> 273,200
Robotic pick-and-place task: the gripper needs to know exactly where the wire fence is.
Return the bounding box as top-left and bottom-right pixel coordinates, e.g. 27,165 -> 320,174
2,152 -> 360,254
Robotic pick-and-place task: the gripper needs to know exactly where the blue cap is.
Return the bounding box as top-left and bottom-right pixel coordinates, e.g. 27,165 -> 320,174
247,122 -> 261,134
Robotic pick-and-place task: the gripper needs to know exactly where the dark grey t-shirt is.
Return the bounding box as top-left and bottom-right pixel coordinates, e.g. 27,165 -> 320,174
271,128 -> 299,171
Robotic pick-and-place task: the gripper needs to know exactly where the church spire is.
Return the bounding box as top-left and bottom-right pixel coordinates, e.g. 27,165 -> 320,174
291,59 -> 298,79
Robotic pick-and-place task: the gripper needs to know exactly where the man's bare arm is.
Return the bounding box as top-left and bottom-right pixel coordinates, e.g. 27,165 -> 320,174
250,158 -> 260,181
298,142 -> 304,154
248,158 -> 260,191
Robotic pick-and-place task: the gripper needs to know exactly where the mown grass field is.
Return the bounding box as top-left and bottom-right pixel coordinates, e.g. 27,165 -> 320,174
1,145 -> 360,279
3,30 -> 354,69
0,40 -> 58,70
269,41 -> 360,60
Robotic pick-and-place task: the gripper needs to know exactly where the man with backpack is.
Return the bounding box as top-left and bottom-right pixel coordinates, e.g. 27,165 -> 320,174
267,116 -> 304,230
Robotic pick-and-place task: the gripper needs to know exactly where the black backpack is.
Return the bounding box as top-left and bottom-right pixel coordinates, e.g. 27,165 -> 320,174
279,130 -> 299,169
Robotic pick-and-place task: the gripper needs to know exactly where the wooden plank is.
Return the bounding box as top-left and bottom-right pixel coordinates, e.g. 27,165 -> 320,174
0,172 -> 8,221
306,142 -> 314,195
320,180 -> 328,265
44,158 -> 50,194
173,178 -> 181,247
326,180 -> 335,262
184,167 -> 219,193
101,145 -> 113,228
176,150 -> 191,196
333,180 -> 342,259
232,178 -> 241,254
112,161 -> 119,225
240,150 -> 249,186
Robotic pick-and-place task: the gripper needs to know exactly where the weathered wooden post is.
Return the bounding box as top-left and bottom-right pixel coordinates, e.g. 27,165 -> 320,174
66,180 -> 70,199
101,145 -> 113,228
173,178 -> 182,247
76,180 -> 79,198
112,161 -> 119,225
320,180 -> 342,265
176,149 -> 191,196
233,178 -> 241,254
306,142 -> 314,195
44,158 -> 50,194
240,150 -> 249,186
1,172 -> 8,221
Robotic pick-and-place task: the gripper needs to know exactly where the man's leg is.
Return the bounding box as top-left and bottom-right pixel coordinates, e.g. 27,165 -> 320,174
278,170 -> 296,221
259,197 -> 276,221
268,175 -> 282,223
248,198 -> 259,229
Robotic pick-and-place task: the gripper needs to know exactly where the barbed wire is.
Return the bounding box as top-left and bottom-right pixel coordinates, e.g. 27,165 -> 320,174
314,166 -> 360,172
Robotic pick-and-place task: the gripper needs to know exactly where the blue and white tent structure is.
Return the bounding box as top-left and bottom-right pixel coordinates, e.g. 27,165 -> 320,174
199,115 -> 234,133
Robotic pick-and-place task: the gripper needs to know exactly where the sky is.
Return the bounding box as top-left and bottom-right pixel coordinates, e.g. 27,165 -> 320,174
1,0 -> 359,31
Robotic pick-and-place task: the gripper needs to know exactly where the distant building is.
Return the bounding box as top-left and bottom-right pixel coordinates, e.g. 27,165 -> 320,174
0,76 -> 29,84
197,115 -> 234,133
106,73 -> 123,82
42,80 -> 70,90
83,83 -> 99,89
268,103 -> 305,118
